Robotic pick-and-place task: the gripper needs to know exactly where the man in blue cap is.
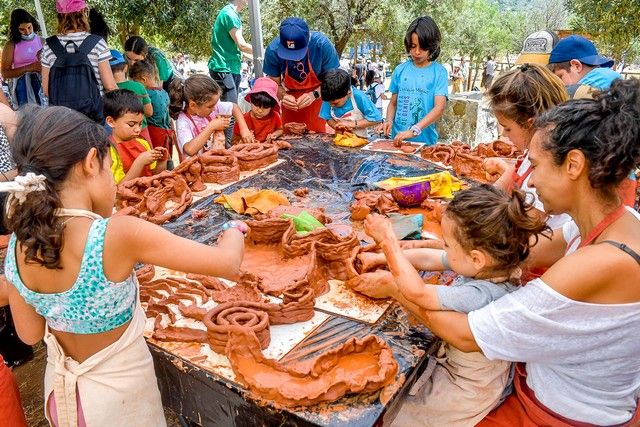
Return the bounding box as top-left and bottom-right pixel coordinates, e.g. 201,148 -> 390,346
547,35 -> 621,99
263,17 -> 340,132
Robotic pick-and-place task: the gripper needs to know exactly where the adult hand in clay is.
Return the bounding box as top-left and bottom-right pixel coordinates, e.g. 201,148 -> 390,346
346,270 -> 398,299
364,213 -> 396,245
376,121 -> 392,137
282,94 -> 298,111
296,91 -> 316,110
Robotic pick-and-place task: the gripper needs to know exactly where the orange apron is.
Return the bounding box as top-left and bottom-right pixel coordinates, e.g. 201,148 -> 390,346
478,364 -> 640,427
618,177 -> 637,208
282,57 -> 326,133
110,137 -> 154,178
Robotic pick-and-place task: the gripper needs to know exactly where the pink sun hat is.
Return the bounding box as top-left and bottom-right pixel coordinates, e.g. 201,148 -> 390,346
56,0 -> 87,14
245,77 -> 281,113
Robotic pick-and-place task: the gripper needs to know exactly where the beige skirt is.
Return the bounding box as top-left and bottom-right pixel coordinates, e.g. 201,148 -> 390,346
391,341 -> 512,427
43,303 -> 166,427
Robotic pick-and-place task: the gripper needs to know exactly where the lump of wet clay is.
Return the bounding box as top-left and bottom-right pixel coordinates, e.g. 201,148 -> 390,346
230,143 -> 279,171
350,191 -> 399,221
226,329 -> 398,407
172,156 -> 206,192
270,139 -> 292,150
293,187 -> 309,198
284,122 -> 307,135
256,205 -> 329,225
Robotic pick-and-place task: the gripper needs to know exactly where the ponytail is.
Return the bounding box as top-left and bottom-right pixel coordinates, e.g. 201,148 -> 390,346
445,184 -> 550,278
4,106 -> 110,269
168,75 -> 221,119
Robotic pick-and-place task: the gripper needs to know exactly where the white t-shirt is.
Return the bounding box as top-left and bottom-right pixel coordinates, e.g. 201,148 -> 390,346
175,101 -> 233,156
41,32 -> 110,94
518,154 -> 571,230
468,278 -> 640,425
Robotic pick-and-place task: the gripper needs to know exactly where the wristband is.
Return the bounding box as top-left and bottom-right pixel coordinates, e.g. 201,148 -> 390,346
440,251 -> 450,270
410,125 -> 422,136
222,220 -> 248,235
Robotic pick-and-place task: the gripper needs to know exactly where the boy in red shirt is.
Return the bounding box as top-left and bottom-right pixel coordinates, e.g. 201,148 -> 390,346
232,77 -> 283,143
104,90 -> 167,184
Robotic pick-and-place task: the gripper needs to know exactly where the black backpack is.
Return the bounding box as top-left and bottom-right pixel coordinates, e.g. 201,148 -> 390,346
367,82 -> 381,104
46,35 -> 103,122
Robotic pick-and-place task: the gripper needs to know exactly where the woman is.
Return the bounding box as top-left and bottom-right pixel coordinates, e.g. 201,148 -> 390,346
364,79 -> 640,425
41,0 -> 116,122
124,36 -> 174,92
1,9 -> 44,107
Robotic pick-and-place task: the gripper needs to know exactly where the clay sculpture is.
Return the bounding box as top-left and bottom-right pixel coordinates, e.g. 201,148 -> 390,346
420,140 -> 521,183
350,191 -> 399,221
230,143 -> 279,171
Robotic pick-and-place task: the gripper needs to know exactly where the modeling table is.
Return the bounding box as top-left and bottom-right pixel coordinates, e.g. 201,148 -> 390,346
151,135 -> 445,426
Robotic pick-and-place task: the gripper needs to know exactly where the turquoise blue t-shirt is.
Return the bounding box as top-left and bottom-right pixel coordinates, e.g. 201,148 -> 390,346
147,87 -> 171,129
579,67 -> 621,90
319,87 -> 382,122
263,32 -> 340,84
388,60 -> 449,145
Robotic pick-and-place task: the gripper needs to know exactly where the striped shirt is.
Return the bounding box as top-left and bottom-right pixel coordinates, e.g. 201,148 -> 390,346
41,32 -> 110,94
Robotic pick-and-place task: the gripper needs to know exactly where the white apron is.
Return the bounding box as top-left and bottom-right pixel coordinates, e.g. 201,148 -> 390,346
391,341 -> 512,427
43,302 -> 166,427
330,92 -> 369,138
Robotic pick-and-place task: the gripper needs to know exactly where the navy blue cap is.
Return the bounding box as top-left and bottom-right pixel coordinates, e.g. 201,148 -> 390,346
109,50 -> 126,67
277,17 -> 310,61
549,35 -> 614,68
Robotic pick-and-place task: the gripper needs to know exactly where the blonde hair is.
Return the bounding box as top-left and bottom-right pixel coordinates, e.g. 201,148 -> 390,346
487,63 -> 568,126
56,10 -> 89,34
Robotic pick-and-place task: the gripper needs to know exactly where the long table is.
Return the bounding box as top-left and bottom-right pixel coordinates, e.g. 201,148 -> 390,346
152,135 -> 445,426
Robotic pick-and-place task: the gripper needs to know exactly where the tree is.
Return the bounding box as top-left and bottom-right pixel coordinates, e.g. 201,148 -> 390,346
569,0 -> 640,63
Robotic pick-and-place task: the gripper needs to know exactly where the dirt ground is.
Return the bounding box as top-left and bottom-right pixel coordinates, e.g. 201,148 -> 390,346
13,343 -> 182,426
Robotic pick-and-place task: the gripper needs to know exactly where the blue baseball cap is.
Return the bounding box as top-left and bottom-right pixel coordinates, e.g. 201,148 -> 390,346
549,35 -> 614,68
109,50 -> 126,66
277,17 -> 310,61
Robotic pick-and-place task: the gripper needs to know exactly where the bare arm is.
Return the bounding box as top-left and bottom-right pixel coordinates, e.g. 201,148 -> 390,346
7,282 -> 46,345
232,104 -> 251,141
361,247 -> 445,272
98,60 -> 117,92
421,310 -> 480,352
0,90 -> 10,108
143,103 -> 153,118
229,27 -> 253,55
104,216 -> 245,282
42,67 -> 50,96
1,43 -> 41,79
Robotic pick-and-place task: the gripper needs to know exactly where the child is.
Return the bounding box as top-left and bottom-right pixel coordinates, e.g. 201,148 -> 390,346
319,68 -> 382,138
0,105 -> 247,426
104,89 -> 167,183
109,50 -> 153,143
484,64 -> 636,217
378,16 -> 449,145
365,70 -> 387,117
232,77 -> 283,144
129,60 -> 176,158
169,74 -> 252,158
349,185 -> 549,426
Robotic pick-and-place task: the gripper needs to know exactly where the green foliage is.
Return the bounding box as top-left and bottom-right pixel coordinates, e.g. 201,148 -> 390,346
569,0 -> 640,63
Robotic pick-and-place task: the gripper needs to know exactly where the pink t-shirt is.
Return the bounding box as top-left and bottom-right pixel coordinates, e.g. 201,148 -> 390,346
176,101 -> 234,156
12,37 -> 43,69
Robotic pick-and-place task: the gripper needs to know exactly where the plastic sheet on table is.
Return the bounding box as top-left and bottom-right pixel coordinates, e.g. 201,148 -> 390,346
162,135 -> 445,244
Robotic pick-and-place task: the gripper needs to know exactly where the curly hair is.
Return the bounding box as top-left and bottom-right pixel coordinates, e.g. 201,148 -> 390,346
535,78 -> 640,196
487,63 -> 568,126
445,184 -> 550,278
6,106 -> 110,269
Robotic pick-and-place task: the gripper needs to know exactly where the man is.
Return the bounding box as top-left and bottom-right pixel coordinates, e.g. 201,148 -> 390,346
482,56 -> 496,89
263,17 -> 340,133
547,35 -> 620,99
208,0 -> 253,103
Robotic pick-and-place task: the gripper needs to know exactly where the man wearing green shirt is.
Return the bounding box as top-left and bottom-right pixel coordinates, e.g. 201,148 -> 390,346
208,0 -> 253,103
